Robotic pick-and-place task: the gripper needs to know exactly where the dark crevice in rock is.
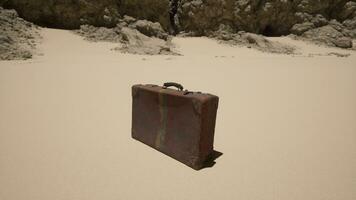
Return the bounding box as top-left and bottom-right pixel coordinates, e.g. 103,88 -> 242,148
169,0 -> 180,35
260,24 -> 291,37
261,25 -> 280,37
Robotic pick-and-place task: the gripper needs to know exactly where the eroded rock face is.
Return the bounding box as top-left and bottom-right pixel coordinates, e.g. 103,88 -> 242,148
0,0 -> 171,30
302,25 -> 353,48
290,22 -> 315,36
177,0 -> 235,35
117,27 -> 176,55
177,0 -> 355,35
210,24 -> 297,54
2,0 -> 355,35
75,25 -> 122,42
338,1 -> 356,21
119,0 -> 171,31
129,19 -> 169,40
176,0 -> 356,48
0,0 -> 121,29
2,0 -> 355,50
0,7 -> 40,60
75,16 -> 179,55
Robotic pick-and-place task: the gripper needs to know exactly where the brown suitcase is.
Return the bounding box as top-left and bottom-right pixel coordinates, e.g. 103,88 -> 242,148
131,82 -> 219,170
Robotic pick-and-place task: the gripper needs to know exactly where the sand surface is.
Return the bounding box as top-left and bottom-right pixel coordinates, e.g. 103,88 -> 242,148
1,28 -> 355,200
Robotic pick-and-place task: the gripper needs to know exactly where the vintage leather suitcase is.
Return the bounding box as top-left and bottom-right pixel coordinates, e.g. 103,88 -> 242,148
131,82 -> 219,170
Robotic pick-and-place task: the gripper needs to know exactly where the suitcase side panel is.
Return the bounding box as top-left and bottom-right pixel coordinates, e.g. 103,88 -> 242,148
162,92 -> 201,168
199,96 -> 219,164
132,85 -> 202,169
132,85 -> 161,147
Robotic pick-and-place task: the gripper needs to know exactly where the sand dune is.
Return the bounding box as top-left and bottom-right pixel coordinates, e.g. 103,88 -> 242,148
0,28 -> 355,200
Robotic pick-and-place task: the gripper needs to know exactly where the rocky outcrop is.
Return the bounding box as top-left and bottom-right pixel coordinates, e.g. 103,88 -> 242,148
0,0 -> 171,30
176,0 -> 355,48
119,0 -> 171,31
2,0 -> 355,35
210,24 -> 296,54
75,16 -> 179,55
1,0 -> 355,50
0,7 -> 40,60
128,19 -> 169,40
117,27 -> 176,55
176,0 -> 354,35
0,0 -> 121,29
176,0 -> 235,36
338,1 -> 356,21
289,18 -> 355,48
75,25 -> 122,42
302,25 -> 353,48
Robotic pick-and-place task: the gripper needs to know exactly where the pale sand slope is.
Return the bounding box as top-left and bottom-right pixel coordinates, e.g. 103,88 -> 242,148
0,28 -> 355,200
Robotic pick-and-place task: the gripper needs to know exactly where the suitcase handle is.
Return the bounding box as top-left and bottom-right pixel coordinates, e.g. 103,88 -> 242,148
163,82 -> 184,91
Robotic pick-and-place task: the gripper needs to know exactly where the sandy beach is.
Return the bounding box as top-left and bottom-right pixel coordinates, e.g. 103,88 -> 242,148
0,28 -> 355,200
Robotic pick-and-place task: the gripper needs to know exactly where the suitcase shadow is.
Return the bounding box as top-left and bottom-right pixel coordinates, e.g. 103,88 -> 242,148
201,150 -> 223,170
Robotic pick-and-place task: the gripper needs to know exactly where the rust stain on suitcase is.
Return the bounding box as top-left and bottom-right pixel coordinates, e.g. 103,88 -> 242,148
155,89 -> 168,149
